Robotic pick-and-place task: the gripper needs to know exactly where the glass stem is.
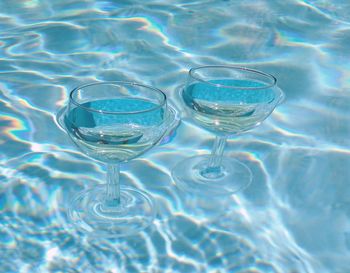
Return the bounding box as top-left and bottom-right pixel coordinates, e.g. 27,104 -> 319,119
208,136 -> 227,168
105,164 -> 120,207
200,136 -> 227,179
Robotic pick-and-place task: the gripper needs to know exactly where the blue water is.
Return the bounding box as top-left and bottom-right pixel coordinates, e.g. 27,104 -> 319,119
67,98 -> 164,127
184,79 -> 276,104
0,0 -> 350,272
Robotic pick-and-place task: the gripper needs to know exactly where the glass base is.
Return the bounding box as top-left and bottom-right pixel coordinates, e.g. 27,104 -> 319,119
68,185 -> 155,238
172,155 -> 252,195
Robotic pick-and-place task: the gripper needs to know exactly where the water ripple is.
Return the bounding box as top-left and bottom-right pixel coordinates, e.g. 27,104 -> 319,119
0,0 -> 349,272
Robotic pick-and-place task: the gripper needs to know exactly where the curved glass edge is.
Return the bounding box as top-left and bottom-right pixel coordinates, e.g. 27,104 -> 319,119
55,106 -> 68,133
158,104 -> 181,145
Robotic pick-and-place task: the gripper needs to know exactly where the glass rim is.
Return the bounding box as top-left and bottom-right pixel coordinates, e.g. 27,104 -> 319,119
188,65 -> 277,90
69,81 -> 167,115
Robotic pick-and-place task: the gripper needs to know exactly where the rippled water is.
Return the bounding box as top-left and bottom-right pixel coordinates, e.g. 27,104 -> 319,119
0,0 -> 350,272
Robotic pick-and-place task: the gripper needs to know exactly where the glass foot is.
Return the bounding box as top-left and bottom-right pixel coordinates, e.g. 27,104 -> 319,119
68,185 -> 155,237
172,155 -> 252,195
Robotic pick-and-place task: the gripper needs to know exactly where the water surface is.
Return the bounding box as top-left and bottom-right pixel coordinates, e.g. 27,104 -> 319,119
0,0 -> 350,272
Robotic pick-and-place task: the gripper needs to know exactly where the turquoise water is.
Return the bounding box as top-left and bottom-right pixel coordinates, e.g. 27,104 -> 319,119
67,99 -> 164,127
185,80 -> 276,104
0,0 -> 350,272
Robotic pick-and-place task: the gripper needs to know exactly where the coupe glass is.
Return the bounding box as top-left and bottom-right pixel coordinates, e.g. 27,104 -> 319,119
59,81 -> 169,237
172,65 -> 285,195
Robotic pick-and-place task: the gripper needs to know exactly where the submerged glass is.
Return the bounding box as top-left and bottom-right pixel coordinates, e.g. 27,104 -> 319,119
59,81 -> 168,237
172,65 -> 285,195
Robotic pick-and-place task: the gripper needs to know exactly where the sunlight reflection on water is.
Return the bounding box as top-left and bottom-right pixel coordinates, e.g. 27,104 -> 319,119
0,0 -> 349,272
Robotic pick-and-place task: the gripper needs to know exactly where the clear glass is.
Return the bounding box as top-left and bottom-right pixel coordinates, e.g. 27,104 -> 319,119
59,81 -> 168,237
172,65 -> 285,195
